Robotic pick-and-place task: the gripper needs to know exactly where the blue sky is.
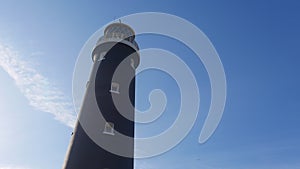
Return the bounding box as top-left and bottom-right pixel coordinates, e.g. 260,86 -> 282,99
0,0 -> 300,169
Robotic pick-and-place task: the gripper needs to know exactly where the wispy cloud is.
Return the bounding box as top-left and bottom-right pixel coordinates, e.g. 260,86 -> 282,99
30,51 -> 44,57
0,43 -> 76,128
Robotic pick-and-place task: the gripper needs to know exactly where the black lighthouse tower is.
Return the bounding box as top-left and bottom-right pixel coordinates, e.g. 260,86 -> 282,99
63,23 -> 139,169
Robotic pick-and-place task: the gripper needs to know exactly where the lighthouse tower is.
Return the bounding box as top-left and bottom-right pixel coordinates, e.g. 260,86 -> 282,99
63,23 -> 139,169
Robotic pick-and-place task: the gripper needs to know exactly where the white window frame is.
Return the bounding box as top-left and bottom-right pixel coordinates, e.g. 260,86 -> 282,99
109,82 -> 120,94
103,122 -> 115,135
97,52 -> 107,61
130,58 -> 135,69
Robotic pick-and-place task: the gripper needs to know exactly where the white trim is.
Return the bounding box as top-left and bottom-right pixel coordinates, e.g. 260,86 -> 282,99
103,122 -> 115,135
109,82 -> 120,94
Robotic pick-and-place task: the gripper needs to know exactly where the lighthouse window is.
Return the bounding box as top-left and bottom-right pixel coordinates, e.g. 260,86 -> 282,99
130,58 -> 135,69
93,54 -> 97,62
110,82 -> 120,94
103,122 -> 115,135
98,52 -> 106,61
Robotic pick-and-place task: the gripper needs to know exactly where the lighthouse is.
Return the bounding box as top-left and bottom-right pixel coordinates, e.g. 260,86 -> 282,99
63,23 -> 139,169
